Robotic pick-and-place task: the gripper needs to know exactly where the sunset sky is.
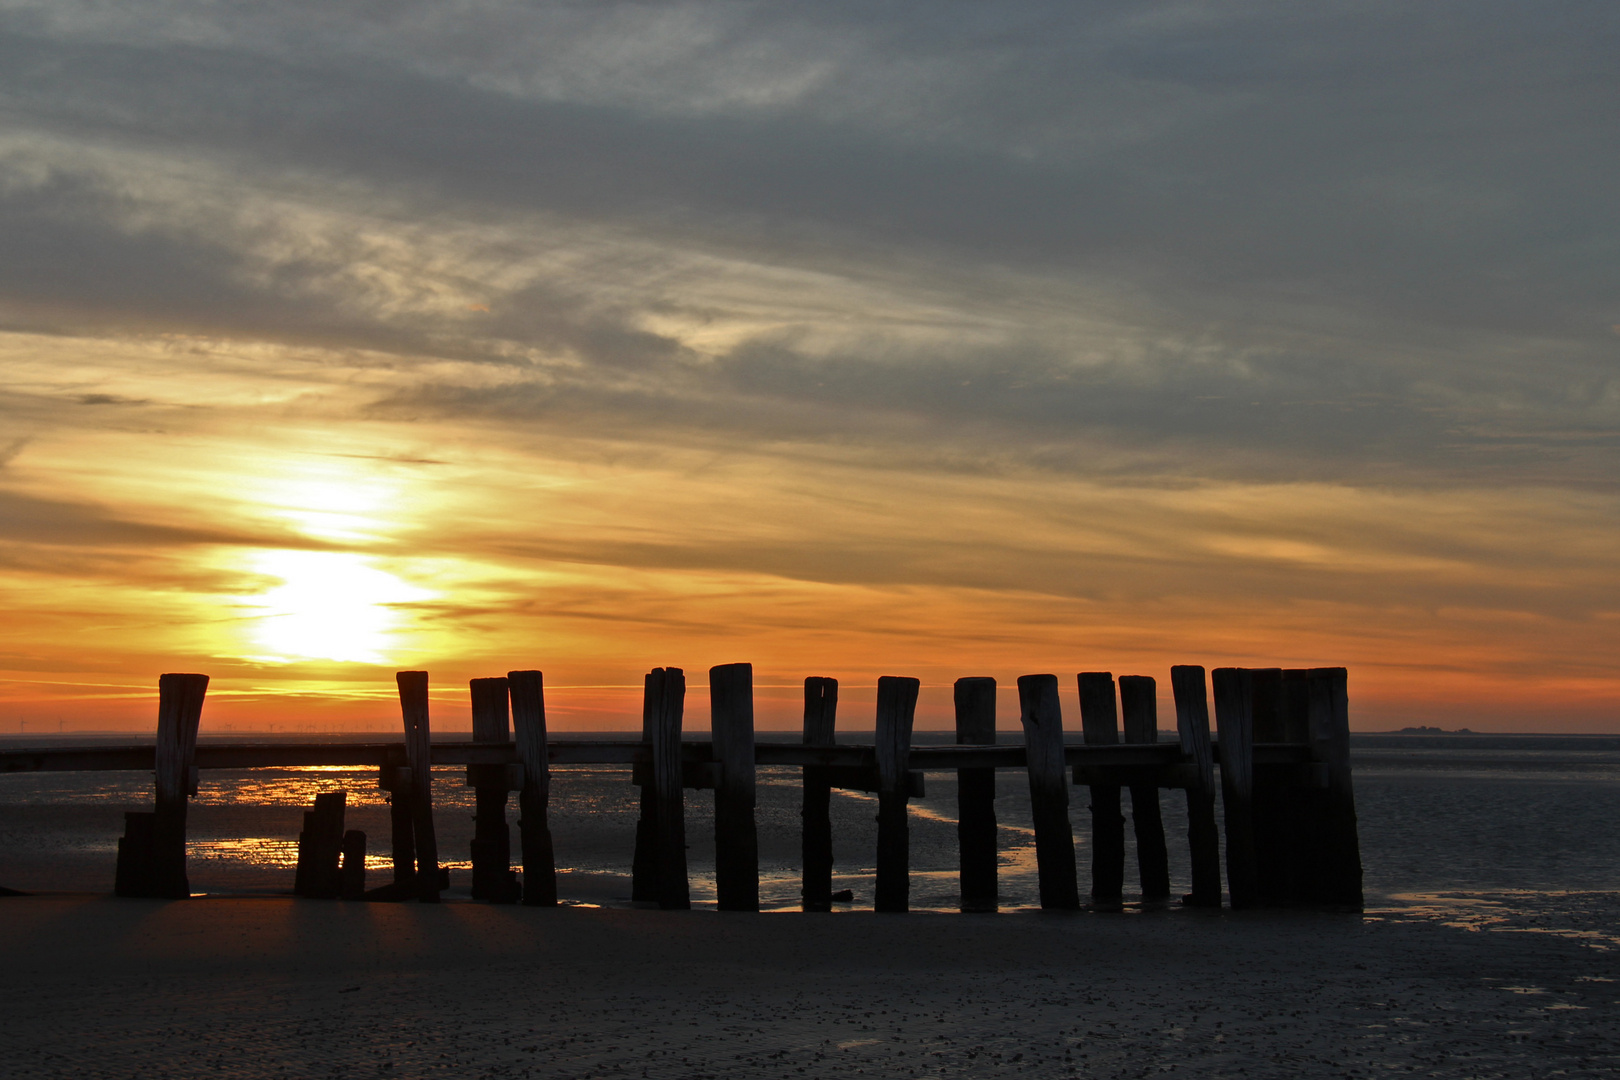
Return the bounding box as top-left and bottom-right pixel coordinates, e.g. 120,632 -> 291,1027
1,2 -> 1615,733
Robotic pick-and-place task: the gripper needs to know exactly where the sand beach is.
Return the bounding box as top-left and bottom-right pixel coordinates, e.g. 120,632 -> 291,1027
2,892 -> 1616,1079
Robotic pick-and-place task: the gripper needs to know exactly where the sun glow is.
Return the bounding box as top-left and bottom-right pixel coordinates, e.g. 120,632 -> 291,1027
242,550 -> 432,664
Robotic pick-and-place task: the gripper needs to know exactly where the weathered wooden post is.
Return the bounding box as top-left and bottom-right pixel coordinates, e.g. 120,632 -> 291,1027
801,676 -> 838,912
1276,667 -> 1314,904
396,671 -> 441,902
1212,667 -> 1259,909
710,662 -> 759,912
469,677 -> 518,903
954,677 -> 998,913
874,675 -> 920,913
294,791 -> 347,899
1281,669 -> 1311,742
1306,667 -> 1363,910
382,743 -> 415,892
1016,674 -> 1079,910
1077,672 -> 1126,909
1119,675 -> 1170,902
340,830 -> 366,901
1248,667 -> 1292,905
116,672 -> 208,899
631,672 -> 660,903
647,667 -> 690,910
507,669 -> 558,906
1170,665 -> 1221,907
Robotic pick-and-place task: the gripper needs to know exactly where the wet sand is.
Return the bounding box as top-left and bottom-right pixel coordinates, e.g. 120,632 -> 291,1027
1,893 -> 1616,1078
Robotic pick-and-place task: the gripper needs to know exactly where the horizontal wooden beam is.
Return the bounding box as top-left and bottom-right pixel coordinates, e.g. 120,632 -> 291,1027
1,739 -> 1313,775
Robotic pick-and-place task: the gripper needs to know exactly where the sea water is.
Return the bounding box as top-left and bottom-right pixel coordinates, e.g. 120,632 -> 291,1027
2,734 -> 1618,925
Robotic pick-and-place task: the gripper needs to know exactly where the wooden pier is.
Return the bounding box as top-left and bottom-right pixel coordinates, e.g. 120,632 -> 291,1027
1,665 -> 1363,912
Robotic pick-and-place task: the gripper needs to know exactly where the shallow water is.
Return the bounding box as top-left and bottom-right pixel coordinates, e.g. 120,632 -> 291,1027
3,736 -> 1617,926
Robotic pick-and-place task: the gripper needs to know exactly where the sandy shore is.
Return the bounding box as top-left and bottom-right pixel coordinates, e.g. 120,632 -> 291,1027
1,894 -> 1616,1079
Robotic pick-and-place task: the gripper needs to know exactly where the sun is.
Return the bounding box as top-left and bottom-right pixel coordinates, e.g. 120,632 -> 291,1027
243,550 -> 432,664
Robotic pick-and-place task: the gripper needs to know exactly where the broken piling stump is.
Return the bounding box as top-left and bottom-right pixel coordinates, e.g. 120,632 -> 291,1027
294,790 -> 347,899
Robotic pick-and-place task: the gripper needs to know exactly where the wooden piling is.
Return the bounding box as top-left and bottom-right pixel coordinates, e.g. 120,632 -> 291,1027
395,671 -> 441,902
507,670 -> 557,907
953,677 -> 998,913
647,667 -> 690,910
710,663 -> 759,912
801,676 -> 838,912
1016,674 -> 1079,910
1077,672 -> 1126,909
340,830 -> 366,900
383,745 -> 415,890
1119,675 -> 1171,901
156,672 -> 207,898
469,677 -> 518,903
1212,667 -> 1259,909
1306,667 -> 1363,910
113,811 -> 156,898
631,672 -> 660,902
1248,667 -> 1292,906
874,675 -> 920,913
1273,668 -> 1314,904
1170,665 -> 1222,908
294,791 -> 347,899
1281,669 -> 1311,743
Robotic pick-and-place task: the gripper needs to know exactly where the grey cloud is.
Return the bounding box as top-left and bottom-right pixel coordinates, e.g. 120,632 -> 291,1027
3,10 -> 1616,340
0,489 -> 336,554
0,3 -> 1616,489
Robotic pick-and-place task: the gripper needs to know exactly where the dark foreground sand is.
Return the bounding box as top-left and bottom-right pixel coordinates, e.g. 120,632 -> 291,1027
1,892 -> 1616,1079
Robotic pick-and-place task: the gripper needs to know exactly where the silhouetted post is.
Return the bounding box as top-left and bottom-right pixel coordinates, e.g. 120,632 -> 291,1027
508,670 -> 557,906
117,673 -> 208,898
340,830 -> 366,900
1016,674 -> 1079,910
1281,669 -> 1311,743
1077,672 -> 1126,909
648,667 -> 690,910
632,672 -> 660,902
1171,665 -> 1222,907
801,676 -> 838,912
1248,667 -> 1291,905
294,791 -> 347,899
396,671 -> 441,902
874,675 -> 920,913
1276,668 -> 1313,903
1213,667 -> 1259,909
114,812 -> 157,898
469,677 -> 518,903
383,744 -> 415,890
954,677 -> 998,913
1307,667 -> 1363,910
1119,675 -> 1170,901
710,663 -> 759,912
133,673 -> 211,899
